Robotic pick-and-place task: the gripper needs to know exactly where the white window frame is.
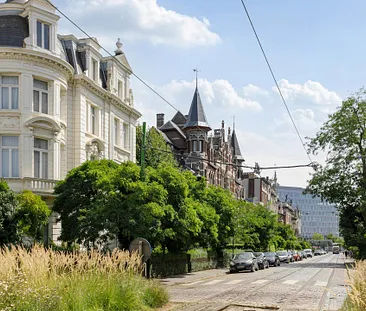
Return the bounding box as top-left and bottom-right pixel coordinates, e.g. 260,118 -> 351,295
36,20 -> 50,50
91,58 -> 98,82
118,79 -> 125,100
114,117 -> 120,145
123,123 -> 129,149
34,138 -> 49,179
33,79 -> 49,114
89,105 -> 96,135
0,136 -> 19,178
0,76 -> 19,110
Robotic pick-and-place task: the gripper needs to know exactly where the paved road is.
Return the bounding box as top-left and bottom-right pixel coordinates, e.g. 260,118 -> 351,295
162,253 -> 351,311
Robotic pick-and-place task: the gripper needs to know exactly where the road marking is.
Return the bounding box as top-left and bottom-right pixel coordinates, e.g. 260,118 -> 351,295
251,279 -> 269,284
226,279 -> 244,285
182,280 -> 204,286
283,280 -> 298,285
203,280 -> 223,285
315,281 -> 328,287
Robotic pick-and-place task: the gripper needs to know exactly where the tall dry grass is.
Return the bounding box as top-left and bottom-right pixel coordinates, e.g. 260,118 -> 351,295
0,245 -> 168,311
342,260 -> 366,311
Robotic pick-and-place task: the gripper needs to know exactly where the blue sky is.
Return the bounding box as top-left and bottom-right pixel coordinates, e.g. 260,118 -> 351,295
49,0 -> 366,187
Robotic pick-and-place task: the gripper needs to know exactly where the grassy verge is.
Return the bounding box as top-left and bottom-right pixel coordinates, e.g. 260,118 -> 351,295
341,260 -> 366,311
0,245 -> 168,311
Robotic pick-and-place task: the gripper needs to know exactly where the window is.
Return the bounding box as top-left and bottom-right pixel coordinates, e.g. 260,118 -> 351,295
123,123 -> 129,149
33,79 -> 48,114
118,80 -> 124,100
1,136 -> 19,178
36,20 -> 50,50
90,105 -> 96,135
91,58 -> 98,81
1,76 -> 19,109
34,138 -> 48,179
114,118 -> 119,145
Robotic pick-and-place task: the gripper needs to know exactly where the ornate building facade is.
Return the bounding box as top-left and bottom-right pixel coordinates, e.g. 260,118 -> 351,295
157,83 -> 246,199
0,0 -> 141,242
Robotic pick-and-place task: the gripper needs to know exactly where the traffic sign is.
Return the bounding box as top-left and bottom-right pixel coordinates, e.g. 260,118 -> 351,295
129,237 -> 152,263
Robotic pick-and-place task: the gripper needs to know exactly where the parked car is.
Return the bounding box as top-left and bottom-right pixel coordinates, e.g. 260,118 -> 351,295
288,250 -> 294,262
264,252 -> 280,267
229,252 -> 259,273
276,250 -> 291,263
253,252 -> 269,270
301,251 -> 308,259
304,249 -> 313,258
314,249 -> 322,256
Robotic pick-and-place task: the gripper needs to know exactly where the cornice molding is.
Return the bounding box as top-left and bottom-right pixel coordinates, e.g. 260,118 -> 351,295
0,48 -> 74,81
74,75 -> 142,120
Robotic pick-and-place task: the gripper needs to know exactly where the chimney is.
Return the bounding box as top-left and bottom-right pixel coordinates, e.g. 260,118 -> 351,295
221,120 -> 225,129
156,113 -> 165,128
228,127 -> 231,135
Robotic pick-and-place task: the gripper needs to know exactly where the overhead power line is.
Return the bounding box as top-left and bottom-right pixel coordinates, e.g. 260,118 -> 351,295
147,145 -> 314,171
45,0 -> 179,113
45,0 -> 314,171
238,0 -> 313,164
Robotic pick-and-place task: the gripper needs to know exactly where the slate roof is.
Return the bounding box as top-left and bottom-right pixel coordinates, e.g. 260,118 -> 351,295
159,120 -> 186,139
0,15 -> 29,47
183,87 -> 211,130
231,130 -> 244,161
171,111 -> 187,128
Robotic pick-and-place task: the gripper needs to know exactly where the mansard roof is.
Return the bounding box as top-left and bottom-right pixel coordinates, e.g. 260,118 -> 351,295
231,130 -> 244,161
0,15 -> 29,47
183,87 -> 211,130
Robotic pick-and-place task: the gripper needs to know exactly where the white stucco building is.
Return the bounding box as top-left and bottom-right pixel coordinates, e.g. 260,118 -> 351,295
0,0 -> 141,242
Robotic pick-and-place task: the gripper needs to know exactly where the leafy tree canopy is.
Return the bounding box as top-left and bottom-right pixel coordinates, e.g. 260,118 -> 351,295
16,190 -> 51,241
136,125 -> 177,169
312,233 -> 324,241
306,89 -> 366,258
0,181 -> 18,245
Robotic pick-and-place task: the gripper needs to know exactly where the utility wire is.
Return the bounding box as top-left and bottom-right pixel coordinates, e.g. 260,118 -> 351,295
239,0 -> 313,164
46,0 -> 314,171
147,145 -> 313,171
45,0 -> 179,113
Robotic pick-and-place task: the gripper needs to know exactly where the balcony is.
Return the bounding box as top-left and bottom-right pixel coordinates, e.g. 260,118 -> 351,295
23,178 -> 58,195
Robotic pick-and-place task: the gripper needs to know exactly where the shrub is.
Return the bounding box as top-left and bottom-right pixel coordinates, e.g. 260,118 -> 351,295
0,245 -> 168,310
342,260 -> 366,311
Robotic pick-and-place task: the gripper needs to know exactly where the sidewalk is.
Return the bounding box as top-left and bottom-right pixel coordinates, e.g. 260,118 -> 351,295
159,268 -> 228,286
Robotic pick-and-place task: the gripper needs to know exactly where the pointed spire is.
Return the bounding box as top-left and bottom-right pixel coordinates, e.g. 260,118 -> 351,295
194,68 -> 200,89
183,70 -> 211,130
231,129 -> 244,161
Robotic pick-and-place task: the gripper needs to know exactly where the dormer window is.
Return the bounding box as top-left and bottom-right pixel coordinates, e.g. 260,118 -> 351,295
36,20 -> 50,50
90,58 -> 98,82
118,80 -> 124,100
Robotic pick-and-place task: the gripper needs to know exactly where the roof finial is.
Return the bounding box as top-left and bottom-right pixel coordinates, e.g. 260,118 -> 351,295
193,68 -> 200,89
233,115 -> 236,131
115,38 -> 123,55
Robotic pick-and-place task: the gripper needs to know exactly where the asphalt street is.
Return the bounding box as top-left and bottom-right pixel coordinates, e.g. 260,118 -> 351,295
162,253 -> 351,311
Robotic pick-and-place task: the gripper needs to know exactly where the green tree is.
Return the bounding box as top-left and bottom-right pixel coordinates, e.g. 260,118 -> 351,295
53,160 -> 119,245
136,125 -> 177,169
0,181 -> 18,245
306,89 -> 366,258
312,233 -> 324,240
16,190 -> 51,242
202,186 -> 236,259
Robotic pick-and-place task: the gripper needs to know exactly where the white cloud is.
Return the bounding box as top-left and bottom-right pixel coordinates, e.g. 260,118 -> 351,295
62,0 -> 221,47
160,79 -> 262,111
274,79 -> 342,106
132,78 -> 341,187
